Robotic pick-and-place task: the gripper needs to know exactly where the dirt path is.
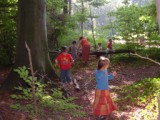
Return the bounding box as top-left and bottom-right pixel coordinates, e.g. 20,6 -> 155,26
70,63 -> 160,120
0,63 -> 160,120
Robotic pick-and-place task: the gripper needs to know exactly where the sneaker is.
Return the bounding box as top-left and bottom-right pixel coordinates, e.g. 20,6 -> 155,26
97,116 -> 106,120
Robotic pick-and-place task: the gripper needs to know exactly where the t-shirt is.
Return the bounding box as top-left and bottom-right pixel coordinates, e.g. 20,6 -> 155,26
95,69 -> 113,90
70,45 -> 78,60
55,53 -> 73,70
107,41 -> 112,49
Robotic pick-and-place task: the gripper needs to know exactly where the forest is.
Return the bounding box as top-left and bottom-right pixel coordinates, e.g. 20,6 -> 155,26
0,0 -> 160,120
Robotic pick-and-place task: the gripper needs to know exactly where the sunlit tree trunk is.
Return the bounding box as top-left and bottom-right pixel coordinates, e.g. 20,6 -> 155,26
155,0 -> 160,33
2,0 -> 57,89
81,0 -> 84,36
89,5 -> 96,50
68,0 -> 72,15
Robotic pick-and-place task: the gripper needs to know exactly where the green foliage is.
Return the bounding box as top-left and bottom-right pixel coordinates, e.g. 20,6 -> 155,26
88,0 -> 109,7
0,0 -> 17,66
11,66 -> 85,118
46,0 -> 82,50
118,77 -> 160,120
106,1 -> 159,50
139,48 -> 160,60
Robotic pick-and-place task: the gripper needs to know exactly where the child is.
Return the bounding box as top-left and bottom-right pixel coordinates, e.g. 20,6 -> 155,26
93,56 -> 117,120
55,46 -> 74,85
106,39 -> 113,58
70,41 -> 79,60
107,39 -> 112,51
97,43 -> 102,51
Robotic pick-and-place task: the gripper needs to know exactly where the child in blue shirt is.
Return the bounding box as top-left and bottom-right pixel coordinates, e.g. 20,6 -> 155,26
93,56 -> 117,120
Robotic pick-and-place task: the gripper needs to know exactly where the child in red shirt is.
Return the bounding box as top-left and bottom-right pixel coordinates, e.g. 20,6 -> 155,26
55,46 -> 74,84
107,39 -> 112,50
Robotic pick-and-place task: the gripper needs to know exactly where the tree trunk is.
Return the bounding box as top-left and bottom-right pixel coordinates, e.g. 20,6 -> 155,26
2,0 -> 57,90
156,0 -> 160,33
68,0 -> 72,15
63,0 -> 68,15
81,0 -> 84,35
89,5 -> 96,50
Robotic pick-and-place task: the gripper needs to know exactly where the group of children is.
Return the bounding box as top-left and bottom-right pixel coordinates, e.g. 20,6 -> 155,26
54,37 -> 117,120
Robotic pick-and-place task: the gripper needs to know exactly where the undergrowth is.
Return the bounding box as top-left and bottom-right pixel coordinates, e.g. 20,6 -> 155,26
114,77 -> 160,120
10,66 -> 85,119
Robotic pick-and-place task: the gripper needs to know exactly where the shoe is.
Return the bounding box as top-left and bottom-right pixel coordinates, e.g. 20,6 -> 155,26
97,116 -> 106,120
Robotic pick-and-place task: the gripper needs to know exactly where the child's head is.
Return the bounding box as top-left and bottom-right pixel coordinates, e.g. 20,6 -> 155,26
98,43 -> 102,46
109,39 -> 112,42
97,56 -> 110,70
72,41 -> 77,45
61,46 -> 68,52
79,36 -> 84,41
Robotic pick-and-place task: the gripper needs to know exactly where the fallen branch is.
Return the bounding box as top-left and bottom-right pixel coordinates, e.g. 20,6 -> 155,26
130,53 -> 160,66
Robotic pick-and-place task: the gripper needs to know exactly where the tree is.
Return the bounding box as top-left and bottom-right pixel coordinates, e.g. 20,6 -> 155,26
0,0 -> 17,66
108,2 -> 158,50
2,0 -> 57,89
155,0 -> 160,33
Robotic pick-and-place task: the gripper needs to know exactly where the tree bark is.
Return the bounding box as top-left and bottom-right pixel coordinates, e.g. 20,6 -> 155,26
156,0 -> 160,33
68,0 -> 72,15
2,0 -> 57,90
63,0 -> 68,15
89,5 -> 96,50
81,0 -> 84,35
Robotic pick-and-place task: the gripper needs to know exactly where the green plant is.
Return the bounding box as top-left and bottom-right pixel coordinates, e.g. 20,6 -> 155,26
115,77 -> 160,119
11,66 -> 85,119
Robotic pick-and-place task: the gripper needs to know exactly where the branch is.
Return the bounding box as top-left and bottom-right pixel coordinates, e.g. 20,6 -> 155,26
130,53 -> 160,66
25,42 -> 38,114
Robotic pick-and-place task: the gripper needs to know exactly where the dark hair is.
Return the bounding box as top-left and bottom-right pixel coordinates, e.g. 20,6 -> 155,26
72,41 -> 76,44
98,43 -> 102,46
79,36 -> 84,41
97,56 -> 110,70
61,46 -> 68,52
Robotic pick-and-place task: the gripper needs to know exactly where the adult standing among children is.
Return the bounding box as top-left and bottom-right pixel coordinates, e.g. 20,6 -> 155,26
78,36 -> 90,64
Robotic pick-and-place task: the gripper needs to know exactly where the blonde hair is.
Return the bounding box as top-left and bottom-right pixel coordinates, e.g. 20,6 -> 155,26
97,56 -> 110,70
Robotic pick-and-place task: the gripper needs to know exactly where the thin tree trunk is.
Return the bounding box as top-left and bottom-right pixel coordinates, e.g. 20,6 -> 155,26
68,0 -> 72,15
63,0 -> 68,14
25,42 -> 38,115
81,0 -> 84,36
156,0 -> 160,33
89,5 -> 96,50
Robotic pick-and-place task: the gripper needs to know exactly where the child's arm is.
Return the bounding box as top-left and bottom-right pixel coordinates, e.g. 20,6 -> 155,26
108,71 -> 117,80
55,59 -> 59,65
70,56 -> 74,64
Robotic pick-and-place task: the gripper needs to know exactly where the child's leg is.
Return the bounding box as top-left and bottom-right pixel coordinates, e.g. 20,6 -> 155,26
65,69 -> 71,83
60,70 -> 66,83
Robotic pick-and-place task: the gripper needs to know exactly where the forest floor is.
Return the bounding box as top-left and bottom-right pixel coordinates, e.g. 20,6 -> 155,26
0,58 -> 160,120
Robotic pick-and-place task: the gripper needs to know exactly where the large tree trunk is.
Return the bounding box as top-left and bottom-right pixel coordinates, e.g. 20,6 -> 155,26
156,0 -> 160,33
2,0 -> 57,90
